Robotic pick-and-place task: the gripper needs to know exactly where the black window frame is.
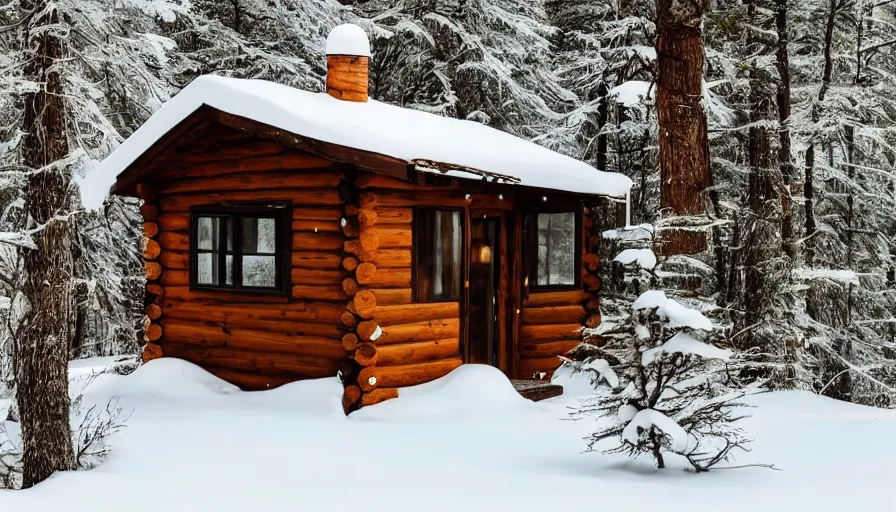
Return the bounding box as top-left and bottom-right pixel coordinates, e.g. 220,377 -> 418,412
525,209 -> 582,293
189,202 -> 292,296
412,207 -> 465,303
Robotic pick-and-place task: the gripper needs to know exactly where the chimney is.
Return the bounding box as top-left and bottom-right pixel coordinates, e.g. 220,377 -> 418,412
326,24 -> 371,102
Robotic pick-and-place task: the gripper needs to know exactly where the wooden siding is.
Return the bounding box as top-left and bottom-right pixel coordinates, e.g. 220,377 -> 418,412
144,131 -> 350,391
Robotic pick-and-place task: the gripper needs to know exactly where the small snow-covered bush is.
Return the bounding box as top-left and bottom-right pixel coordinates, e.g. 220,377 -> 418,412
573,246 -> 754,472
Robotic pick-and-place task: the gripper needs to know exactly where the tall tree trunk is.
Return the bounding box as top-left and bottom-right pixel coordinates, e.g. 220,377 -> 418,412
740,0 -> 785,352
804,0 -> 840,266
655,0 -> 711,256
775,0 -> 796,260
15,2 -> 76,488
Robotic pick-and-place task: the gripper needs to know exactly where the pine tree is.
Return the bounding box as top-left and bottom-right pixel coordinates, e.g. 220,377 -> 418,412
15,0 -> 77,487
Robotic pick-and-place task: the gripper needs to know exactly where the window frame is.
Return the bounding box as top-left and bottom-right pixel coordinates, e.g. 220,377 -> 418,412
411,207 -> 465,303
525,208 -> 583,293
189,202 -> 292,296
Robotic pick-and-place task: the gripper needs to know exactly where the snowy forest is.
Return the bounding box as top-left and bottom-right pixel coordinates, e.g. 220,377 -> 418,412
0,0 -> 894,492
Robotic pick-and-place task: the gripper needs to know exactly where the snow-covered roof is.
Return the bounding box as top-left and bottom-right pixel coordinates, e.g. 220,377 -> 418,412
84,75 -> 632,209
326,23 -> 371,57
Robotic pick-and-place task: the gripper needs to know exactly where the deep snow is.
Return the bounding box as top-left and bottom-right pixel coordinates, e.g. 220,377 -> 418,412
0,359 -> 893,511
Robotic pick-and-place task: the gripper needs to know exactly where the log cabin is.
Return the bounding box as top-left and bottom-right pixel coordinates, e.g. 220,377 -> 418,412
90,24 -> 632,412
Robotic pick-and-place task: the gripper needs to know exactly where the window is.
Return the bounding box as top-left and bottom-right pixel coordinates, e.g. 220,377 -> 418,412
190,204 -> 290,293
414,209 -> 462,302
529,211 -> 579,289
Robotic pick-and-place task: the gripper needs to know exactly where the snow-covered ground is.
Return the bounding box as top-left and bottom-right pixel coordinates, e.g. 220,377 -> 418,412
1,359 -> 893,511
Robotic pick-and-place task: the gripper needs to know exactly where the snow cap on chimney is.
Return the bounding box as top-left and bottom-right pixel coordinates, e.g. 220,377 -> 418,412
326,23 -> 371,58
325,24 -> 370,102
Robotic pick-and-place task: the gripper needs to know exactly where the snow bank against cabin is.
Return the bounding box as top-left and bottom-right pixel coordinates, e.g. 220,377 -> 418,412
352,365 -> 536,421
81,73 -> 632,209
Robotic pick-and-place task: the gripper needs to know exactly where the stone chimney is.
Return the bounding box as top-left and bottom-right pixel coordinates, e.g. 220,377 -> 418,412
326,24 -> 371,103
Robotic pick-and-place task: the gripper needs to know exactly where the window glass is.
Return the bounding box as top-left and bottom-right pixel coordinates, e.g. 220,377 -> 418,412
191,207 -> 286,292
415,209 -> 462,302
536,212 -> 576,287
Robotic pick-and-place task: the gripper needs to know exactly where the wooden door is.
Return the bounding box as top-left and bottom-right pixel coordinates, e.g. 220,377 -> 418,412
465,211 -> 511,372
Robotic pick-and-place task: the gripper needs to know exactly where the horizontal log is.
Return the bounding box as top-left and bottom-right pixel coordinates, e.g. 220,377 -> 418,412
159,188 -> 342,212
355,174 -> 423,190
142,342 -> 163,363
342,277 -> 359,297
144,222 -> 159,238
372,250 -> 411,268
162,308 -> 342,339
293,219 -> 342,233
343,240 -> 374,261
358,191 -> 377,209
160,269 -> 188,287
517,356 -> 563,380
160,250 -> 188,270
357,320 -> 381,342
157,231 -> 188,252
377,338 -> 460,366
355,262 -> 377,285
375,207 -> 413,224
352,290 -> 377,319
585,314 -> 602,328
357,209 -> 377,229
521,305 -> 585,326
583,273 -> 601,292
292,251 -> 343,270
157,213 -> 189,231
378,227 -> 412,249
524,290 -> 589,308
341,310 -> 358,328
146,284 -> 164,304
342,333 -> 359,351
583,253 -> 600,272
161,153 -> 339,179
144,238 -> 161,260
291,285 -> 349,302
141,203 -> 158,221
163,300 -> 344,323
146,261 -> 163,281
163,343 -> 340,378
146,304 -> 162,321
368,267 -> 411,288
368,189 -> 469,208
354,343 -> 378,367
520,340 -> 580,359
360,387 -> 399,407
358,358 -> 462,392
157,171 -> 342,194
293,232 -> 344,251
164,286 -> 288,304
145,323 -> 163,342
520,323 -> 583,343
176,140 -> 286,164
290,268 -> 346,286
162,320 -> 345,358
342,256 -> 359,272
372,288 -> 412,306
292,206 -> 344,221
378,318 -> 461,346
136,183 -> 156,203
373,302 -> 459,326
204,365 -> 298,391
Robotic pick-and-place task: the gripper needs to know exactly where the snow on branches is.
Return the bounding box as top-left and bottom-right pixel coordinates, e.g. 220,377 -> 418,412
573,247 -> 754,472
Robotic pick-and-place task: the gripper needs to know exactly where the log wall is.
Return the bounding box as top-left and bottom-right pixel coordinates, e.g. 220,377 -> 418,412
134,122 -> 601,405
516,207 -> 599,379
341,174 -> 466,410
140,132 -> 349,390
